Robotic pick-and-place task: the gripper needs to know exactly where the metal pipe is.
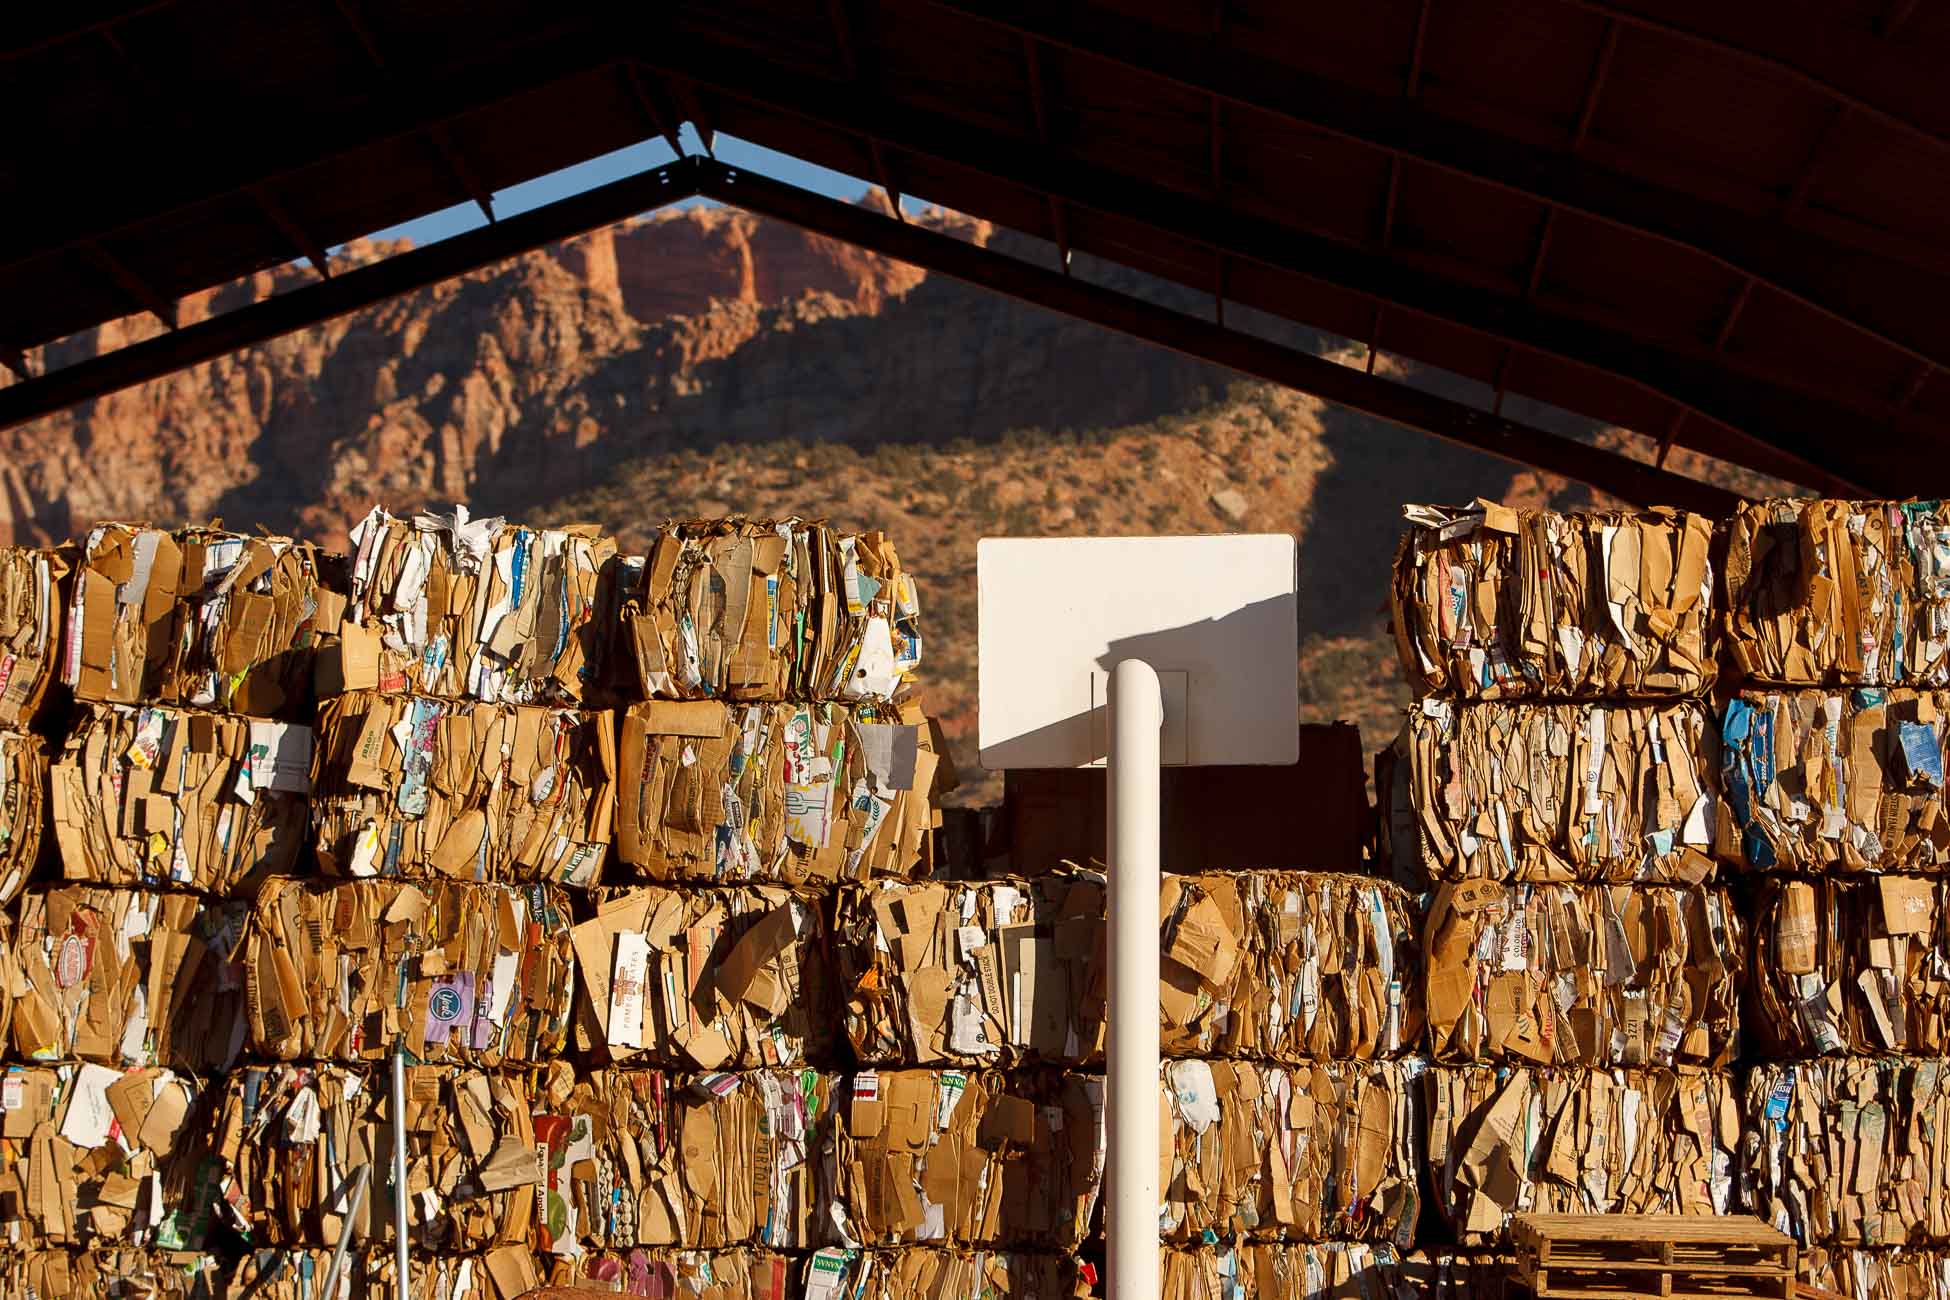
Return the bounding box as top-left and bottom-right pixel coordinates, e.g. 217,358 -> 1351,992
392,1048 -> 410,1300
1106,658 -> 1162,1300
322,1163 -> 371,1300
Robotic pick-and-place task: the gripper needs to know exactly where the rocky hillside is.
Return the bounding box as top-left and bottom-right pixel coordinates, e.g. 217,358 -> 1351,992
0,194 -> 1763,803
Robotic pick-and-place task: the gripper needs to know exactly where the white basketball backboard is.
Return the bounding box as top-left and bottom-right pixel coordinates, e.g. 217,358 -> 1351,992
977,534 -> 1300,769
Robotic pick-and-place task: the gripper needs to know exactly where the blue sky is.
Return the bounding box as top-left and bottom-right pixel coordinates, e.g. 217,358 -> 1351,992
349,127 -> 906,249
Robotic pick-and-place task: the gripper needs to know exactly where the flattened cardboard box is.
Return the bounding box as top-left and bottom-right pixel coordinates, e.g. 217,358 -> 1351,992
62,523 -> 342,719
10,887 -> 247,1074
0,731 -> 45,909
1720,690 -> 1950,873
0,1250 -> 222,1300
206,1063 -> 537,1251
0,1063 -> 209,1249
1162,1060 -> 1419,1246
1403,699 -> 1720,884
1163,1245 -> 1516,1300
615,699 -> 948,885
1752,876 -> 1950,1056
337,506 -> 623,707
310,691 -> 614,887
571,884 -> 834,1070
1423,880 -> 1744,1068
562,1247 -> 795,1300
803,1247 -> 1081,1300
833,1069 -> 1102,1250
625,518 -> 922,703
1724,499 -> 1950,687
0,545 -> 66,730
242,878 -> 574,1065
221,1249 -> 543,1300
1391,502 -> 1715,700
538,1067 -> 832,1252
1801,1247 -> 1950,1300
1744,1058 -> 1950,1247
50,703 -> 311,894
1426,1065 -> 1739,1246
836,870 -> 1420,1068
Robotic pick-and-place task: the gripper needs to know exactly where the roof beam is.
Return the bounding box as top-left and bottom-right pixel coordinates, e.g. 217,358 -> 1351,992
925,1 -> 1950,383
641,41 -> 1875,492
84,243 -> 177,331
0,159 -> 701,434
0,3 -> 181,61
247,184 -> 332,279
699,160 -> 1744,515
624,64 -> 687,161
826,0 -> 904,217
1022,37 -> 1072,273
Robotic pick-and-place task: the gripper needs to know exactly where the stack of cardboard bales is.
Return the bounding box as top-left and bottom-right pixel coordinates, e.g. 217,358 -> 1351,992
1389,503 -> 1744,1255
1724,499 -> 1950,1295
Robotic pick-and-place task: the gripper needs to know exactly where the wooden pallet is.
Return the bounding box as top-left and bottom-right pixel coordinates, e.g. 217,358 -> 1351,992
1513,1214 -> 1797,1300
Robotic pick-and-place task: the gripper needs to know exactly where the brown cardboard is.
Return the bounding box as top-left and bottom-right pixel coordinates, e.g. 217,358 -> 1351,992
0,1250 -> 232,1300
0,546 -> 66,732
560,1247 -> 797,1299
1800,1247 -> 1950,1300
0,729 -> 45,909
1163,1246 -> 1516,1300
803,1247 -> 1083,1300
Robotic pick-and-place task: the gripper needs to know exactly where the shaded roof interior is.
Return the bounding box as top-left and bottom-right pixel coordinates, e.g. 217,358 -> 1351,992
6,0 -> 1950,496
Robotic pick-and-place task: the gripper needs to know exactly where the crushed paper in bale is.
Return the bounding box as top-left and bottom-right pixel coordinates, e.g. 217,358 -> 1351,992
1162,1245 -> 1517,1300
1391,502 -> 1714,699
242,878 -> 574,1065
564,1247 -> 796,1299
832,1070 -> 1102,1250
536,1067 -> 833,1251
219,1248 -> 542,1300
802,1247 -> 1082,1300
1745,1058 -> 1950,1246
0,1063 -> 209,1248
1160,1060 -> 1419,1245
0,1250 -> 222,1300
309,691 -> 614,887
1724,498 -> 1950,687
570,885 -> 833,1069
0,732 -> 44,908
1426,1065 -> 1738,1246
615,699 -> 946,884
207,1063 -> 537,1250
1720,690 -> 1950,873
0,545 -> 65,729
1800,1248 -> 1950,1300
49,703 -> 311,893
623,519 -> 922,702
338,506 -> 623,706
1423,880 -> 1743,1067
10,887 -> 248,1073
1752,876 -> 1950,1056
1402,698 -> 1719,883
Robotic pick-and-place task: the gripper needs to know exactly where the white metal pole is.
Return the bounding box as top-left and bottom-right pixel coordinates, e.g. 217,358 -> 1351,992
393,1047 -> 410,1300
322,1163 -> 371,1300
1106,658 -> 1162,1300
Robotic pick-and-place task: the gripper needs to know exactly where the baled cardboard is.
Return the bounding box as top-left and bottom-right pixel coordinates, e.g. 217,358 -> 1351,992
1426,1064 -> 1739,1246
241,877 -> 575,1064
309,691 -> 614,887
614,699 -> 946,884
560,1247 -> 796,1299
802,1247 -> 1082,1300
626,518 -> 922,703
1391,502 -> 1715,699
0,545 -> 66,731
1801,1247 -> 1950,1300
1720,689 -> 1950,873
0,730 -> 46,908
0,1250 -> 226,1300
1161,1059 -> 1420,1245
219,1248 -> 546,1300
1423,881 -> 1744,1067
1404,698 -> 1720,884
49,703 -> 310,893
1162,1245 -> 1516,1300
571,884 -> 834,1068
10,886 -> 248,1073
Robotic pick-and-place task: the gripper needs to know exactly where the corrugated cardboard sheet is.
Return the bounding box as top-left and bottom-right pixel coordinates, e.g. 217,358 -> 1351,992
1161,1059 -> 1419,1245
309,691 -> 615,887
571,885 -> 833,1069
207,1063 -> 537,1250
61,524 -> 341,717
0,1062 -> 209,1248
1163,1245 -> 1515,1300
1403,699 -> 1720,884
49,703 -> 311,893
565,1247 -> 795,1299
833,1069 -> 1102,1249
10,887 -> 248,1073
803,1247 -> 1080,1300
220,1248 -> 545,1300
1391,502 -> 1714,700
0,1249 -> 220,1300
1720,690 -> 1950,873
1725,499 -> 1950,687
0,545 -> 65,730
835,871 -> 1420,1067
538,1067 -> 832,1252
339,506 -> 622,707
0,731 -> 44,908
1753,876 -> 1950,1055
1426,1065 -> 1739,1246
242,878 -> 574,1065
615,700 -> 945,884
625,519 -> 922,703
1423,880 -> 1744,1068
1745,1058 -> 1950,1246
1801,1247 -> 1950,1300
